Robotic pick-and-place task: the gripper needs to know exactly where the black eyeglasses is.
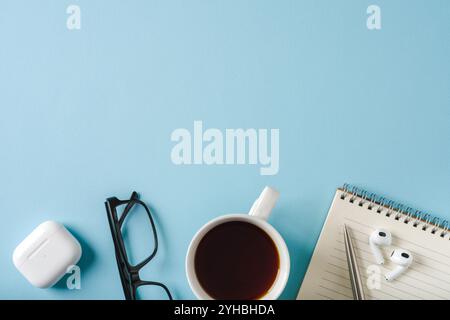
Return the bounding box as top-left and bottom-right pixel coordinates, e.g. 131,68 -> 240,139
105,191 -> 172,300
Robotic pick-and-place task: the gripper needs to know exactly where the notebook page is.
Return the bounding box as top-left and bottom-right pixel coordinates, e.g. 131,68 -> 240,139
297,189 -> 450,300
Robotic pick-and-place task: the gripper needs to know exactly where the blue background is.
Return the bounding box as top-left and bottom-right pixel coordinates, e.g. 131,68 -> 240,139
0,0 -> 448,299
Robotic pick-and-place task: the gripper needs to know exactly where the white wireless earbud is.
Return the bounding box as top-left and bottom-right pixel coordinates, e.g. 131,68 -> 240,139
385,249 -> 413,282
369,229 -> 392,264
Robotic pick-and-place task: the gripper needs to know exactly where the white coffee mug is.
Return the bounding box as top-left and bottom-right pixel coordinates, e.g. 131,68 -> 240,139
186,186 -> 290,300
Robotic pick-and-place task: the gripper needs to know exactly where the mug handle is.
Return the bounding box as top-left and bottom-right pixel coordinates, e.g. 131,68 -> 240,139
248,186 -> 280,221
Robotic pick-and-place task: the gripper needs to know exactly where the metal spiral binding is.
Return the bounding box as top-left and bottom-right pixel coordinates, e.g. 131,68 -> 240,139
340,184 -> 449,239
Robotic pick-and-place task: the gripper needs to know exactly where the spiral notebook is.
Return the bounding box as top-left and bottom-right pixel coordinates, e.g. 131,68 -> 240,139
298,185 -> 450,300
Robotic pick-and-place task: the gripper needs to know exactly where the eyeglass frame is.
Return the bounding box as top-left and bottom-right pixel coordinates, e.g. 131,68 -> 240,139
105,191 -> 173,300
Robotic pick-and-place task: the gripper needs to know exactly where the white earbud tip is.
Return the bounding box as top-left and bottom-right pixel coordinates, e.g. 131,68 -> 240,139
375,256 -> 385,265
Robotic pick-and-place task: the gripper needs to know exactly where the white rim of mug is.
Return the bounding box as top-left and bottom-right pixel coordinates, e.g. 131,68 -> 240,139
185,214 -> 290,300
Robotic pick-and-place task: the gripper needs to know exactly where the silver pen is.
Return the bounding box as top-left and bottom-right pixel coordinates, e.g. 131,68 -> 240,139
343,224 -> 366,300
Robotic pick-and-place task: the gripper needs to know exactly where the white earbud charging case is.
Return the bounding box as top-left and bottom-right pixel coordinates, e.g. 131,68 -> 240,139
13,221 -> 82,288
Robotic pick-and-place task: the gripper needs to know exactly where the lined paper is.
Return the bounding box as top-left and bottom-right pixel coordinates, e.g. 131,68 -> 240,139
297,189 -> 450,300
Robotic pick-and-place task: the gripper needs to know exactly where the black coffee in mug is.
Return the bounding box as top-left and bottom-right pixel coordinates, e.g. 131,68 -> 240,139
194,221 -> 280,300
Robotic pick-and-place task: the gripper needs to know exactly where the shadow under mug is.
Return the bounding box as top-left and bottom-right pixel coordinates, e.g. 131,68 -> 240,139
186,210 -> 290,300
